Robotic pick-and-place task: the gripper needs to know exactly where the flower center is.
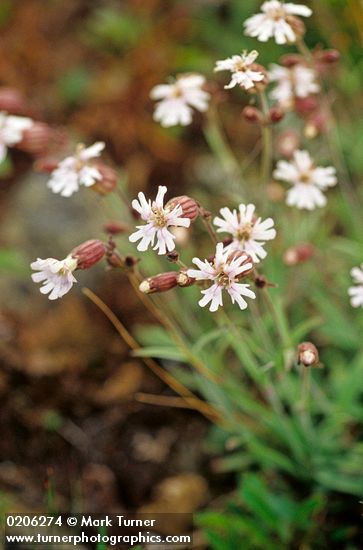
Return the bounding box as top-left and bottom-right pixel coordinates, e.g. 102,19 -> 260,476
151,207 -> 168,227
172,84 -> 184,98
216,269 -> 230,287
236,222 -> 253,242
269,7 -> 286,20
300,171 -> 312,184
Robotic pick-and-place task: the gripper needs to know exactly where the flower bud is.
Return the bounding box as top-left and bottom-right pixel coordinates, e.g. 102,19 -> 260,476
139,272 -> 179,294
125,255 -> 139,268
166,195 -> 199,222
315,49 -> 340,65
285,15 -> 306,41
34,156 -> 59,173
0,88 -> 29,114
304,112 -> 327,139
107,250 -> 125,269
279,54 -> 303,68
297,342 -> 319,367
276,129 -> 300,158
283,243 -> 314,266
295,96 -> 319,115
71,239 -> 106,270
176,271 -> 195,287
91,164 -> 118,196
269,106 -> 285,124
267,182 -> 285,202
103,221 -> 129,235
242,106 -> 263,124
16,122 -> 53,156
255,275 -> 276,289
167,251 -> 180,263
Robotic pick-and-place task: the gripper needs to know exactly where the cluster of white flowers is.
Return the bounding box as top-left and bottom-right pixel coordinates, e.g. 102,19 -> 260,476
129,186 -> 191,255
187,242 -> 256,312
47,142 -> 105,197
0,111 -> 33,162
31,256 -> 78,300
348,265 -> 363,309
269,63 -> 320,108
274,150 -> 337,210
214,50 -> 265,90
150,74 -> 210,128
214,203 -> 276,262
244,0 -> 312,44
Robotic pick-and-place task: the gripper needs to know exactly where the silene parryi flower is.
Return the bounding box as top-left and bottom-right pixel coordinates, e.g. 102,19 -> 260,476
47,142 -> 105,197
214,50 -> 265,90
244,1 -> 312,45
129,186 -> 191,255
213,203 -> 276,263
187,242 -> 256,312
348,264 -> 363,308
31,240 -> 106,300
274,150 -> 337,210
150,74 -> 210,127
269,63 -> 320,109
0,111 -> 34,162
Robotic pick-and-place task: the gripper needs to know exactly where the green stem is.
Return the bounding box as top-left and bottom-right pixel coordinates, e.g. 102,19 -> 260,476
258,91 -> 273,201
203,105 -> 244,191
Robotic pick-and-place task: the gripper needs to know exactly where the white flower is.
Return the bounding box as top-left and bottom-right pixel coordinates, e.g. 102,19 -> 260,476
213,203 -> 276,263
244,1 -> 312,45
214,50 -> 265,90
150,74 -> 210,127
0,111 -> 33,162
129,186 -> 191,255
31,256 -> 78,300
273,150 -> 337,210
348,265 -> 363,308
269,64 -> 320,108
187,242 -> 256,312
47,142 -> 105,197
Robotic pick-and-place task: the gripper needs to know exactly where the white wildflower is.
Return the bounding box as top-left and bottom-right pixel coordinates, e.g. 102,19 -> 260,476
0,111 -> 33,162
129,186 -> 191,255
348,265 -> 363,308
187,242 -> 256,312
244,1 -> 312,45
214,50 -> 265,90
214,203 -> 276,263
269,63 -> 320,108
31,256 -> 78,300
273,150 -> 337,210
150,74 -> 210,127
47,142 -> 105,197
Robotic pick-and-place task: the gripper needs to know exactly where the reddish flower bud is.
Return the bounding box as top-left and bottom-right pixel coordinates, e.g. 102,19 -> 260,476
71,239 -> 106,270
285,15 -> 306,40
276,129 -> 300,158
16,122 -> 53,156
125,255 -> 139,268
33,156 -> 59,173
176,271 -> 195,287
295,96 -> 319,115
283,243 -> 315,266
269,106 -> 285,124
103,221 -> 129,235
297,342 -> 319,367
0,88 -> 29,114
107,250 -> 125,269
91,164 -> 118,196
242,106 -> 263,124
139,272 -> 179,294
166,195 -> 199,222
304,111 -> 328,139
315,49 -> 340,65
255,275 -> 277,289
167,251 -> 180,263
280,54 -> 303,68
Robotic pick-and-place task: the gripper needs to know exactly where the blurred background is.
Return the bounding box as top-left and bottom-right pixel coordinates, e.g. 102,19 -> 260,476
0,0 -> 363,543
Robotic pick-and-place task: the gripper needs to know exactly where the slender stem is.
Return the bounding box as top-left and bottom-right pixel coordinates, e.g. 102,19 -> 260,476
203,105 -> 244,191
128,272 -> 221,384
258,90 -> 273,192
262,288 -> 294,370
82,287 -> 221,424
201,215 -> 218,245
